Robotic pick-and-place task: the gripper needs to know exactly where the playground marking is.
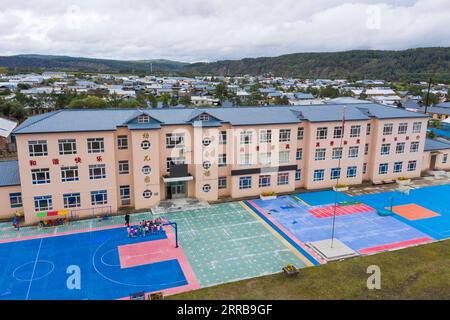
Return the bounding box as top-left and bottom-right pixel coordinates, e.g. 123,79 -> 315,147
309,204 -> 374,218
240,201 -> 322,266
291,195 -> 310,206
358,237 -> 433,254
25,238 -> 43,300
392,204 -> 441,221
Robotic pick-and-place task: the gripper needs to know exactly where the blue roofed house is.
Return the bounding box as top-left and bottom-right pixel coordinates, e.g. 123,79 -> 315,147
0,160 -> 22,219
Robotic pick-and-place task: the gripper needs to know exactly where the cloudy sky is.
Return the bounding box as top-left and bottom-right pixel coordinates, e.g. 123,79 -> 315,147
0,0 -> 449,62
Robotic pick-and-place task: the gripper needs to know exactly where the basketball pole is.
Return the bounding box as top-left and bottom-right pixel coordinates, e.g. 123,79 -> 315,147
331,107 -> 346,248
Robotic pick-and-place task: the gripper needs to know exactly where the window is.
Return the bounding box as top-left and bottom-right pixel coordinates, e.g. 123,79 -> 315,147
9,193 -> 22,208
61,166 -> 79,182
363,163 -> 367,174
258,175 -> 270,187
34,195 -> 52,212
316,127 -> 328,140
315,148 -> 326,161
381,144 -> 391,155
277,172 -> 289,185
199,113 -> 210,121
120,186 -> 131,205
296,149 -> 303,160
202,184 -> 211,192
219,131 -> 227,144
141,140 -> 151,150
379,163 -> 389,175
350,125 -> 361,138
259,152 -> 271,165
279,151 -> 290,164
295,169 -> 301,181
89,164 -> 106,180
297,127 -> 304,140
279,129 -> 291,142
331,168 -> 341,180
28,140 -> 48,157
443,154 -> 448,164
218,176 -> 227,189
348,146 -> 359,158
142,165 -> 151,175
408,160 -> 417,172
63,193 -> 81,209
118,160 -> 129,175
347,166 -> 357,178
203,161 -> 211,170
364,144 -> 369,155
366,123 -> 371,135
259,130 -> 272,143
218,154 -> 227,167
58,139 -> 77,155
333,126 -> 343,139
117,135 -> 128,150
240,131 -> 253,145
143,190 -> 152,199
166,133 -> 185,148
396,142 -> 405,154
87,138 -> 104,153
398,123 -> 408,134
138,114 -> 150,123
313,169 -> 325,181
383,123 -> 393,135
239,176 -> 252,189
412,122 -> 422,133
410,142 -> 419,153
31,168 -> 50,185
166,157 -> 185,172
394,161 -> 403,173
332,147 -> 342,160
91,190 -> 108,205
239,154 -> 252,166
202,137 -> 211,146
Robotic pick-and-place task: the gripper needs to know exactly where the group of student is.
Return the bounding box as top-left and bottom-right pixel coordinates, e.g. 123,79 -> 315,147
125,213 -> 164,237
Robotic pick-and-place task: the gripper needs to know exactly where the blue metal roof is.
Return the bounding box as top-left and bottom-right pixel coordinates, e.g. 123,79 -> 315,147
13,103 -> 428,134
0,160 -> 20,187
424,138 -> 450,151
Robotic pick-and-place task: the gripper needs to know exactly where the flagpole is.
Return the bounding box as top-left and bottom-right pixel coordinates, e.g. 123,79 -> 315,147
331,106 -> 346,248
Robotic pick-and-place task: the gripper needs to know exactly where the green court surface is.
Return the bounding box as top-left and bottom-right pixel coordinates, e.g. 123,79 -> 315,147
161,202 -> 307,287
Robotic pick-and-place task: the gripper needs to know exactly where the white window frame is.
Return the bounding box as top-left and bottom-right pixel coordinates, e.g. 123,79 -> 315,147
331,168 -> 341,180
63,193 -> 81,209
407,160 -> 417,172
259,130 -> 272,143
218,154 -> 227,167
296,148 -> 303,160
166,133 -> 185,149
279,151 -> 290,164
58,139 -> 77,155
379,163 -> 389,175
89,164 -> 106,180
396,142 -> 405,154
240,131 -> 253,145
137,114 -> 150,123
117,135 -> 128,150
259,175 -> 271,187
87,138 -> 105,153
218,176 -> 227,189
315,148 -> 326,161
295,169 -> 301,181
279,129 -> 291,142
383,123 -> 393,136
277,172 -> 289,185
239,176 -> 252,189
313,169 -> 325,181
316,127 -> 328,140
91,190 -> 108,205
398,123 -> 408,134
332,147 -> 342,160
34,195 -> 52,212
350,125 -> 361,138
31,168 -> 50,185
28,140 -> 48,157
239,154 -> 252,166
297,127 -> 304,140
348,146 -> 359,158
381,143 -> 391,156
410,141 -> 419,153
118,160 -> 130,175
120,185 -> 131,206
61,166 -> 79,182
393,161 -> 403,173
347,166 -> 357,178
333,126 -> 343,139
412,122 -> 422,133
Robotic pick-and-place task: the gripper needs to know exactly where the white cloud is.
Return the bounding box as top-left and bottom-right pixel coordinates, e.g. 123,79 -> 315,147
0,0 -> 448,62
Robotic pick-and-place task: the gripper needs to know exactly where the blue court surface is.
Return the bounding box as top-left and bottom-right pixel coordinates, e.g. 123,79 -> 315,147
0,228 -> 187,300
253,193 -> 431,254
353,184 -> 450,240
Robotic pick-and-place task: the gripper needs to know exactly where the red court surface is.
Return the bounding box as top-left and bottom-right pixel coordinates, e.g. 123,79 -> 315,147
117,229 -> 200,299
309,203 -> 374,218
392,204 -> 441,221
358,237 -> 433,254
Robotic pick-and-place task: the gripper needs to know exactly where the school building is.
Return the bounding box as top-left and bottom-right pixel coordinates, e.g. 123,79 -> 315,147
1,103 -> 449,224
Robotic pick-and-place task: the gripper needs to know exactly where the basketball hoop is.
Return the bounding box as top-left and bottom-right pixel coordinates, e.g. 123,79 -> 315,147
398,185 -> 411,196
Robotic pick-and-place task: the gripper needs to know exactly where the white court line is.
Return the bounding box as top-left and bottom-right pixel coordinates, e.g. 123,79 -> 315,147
25,238 -> 43,300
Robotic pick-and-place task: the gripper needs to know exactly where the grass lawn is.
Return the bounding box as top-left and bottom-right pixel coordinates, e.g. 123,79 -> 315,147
171,240 -> 450,300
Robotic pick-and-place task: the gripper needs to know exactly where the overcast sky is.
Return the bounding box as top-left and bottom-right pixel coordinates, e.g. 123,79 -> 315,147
0,0 -> 449,62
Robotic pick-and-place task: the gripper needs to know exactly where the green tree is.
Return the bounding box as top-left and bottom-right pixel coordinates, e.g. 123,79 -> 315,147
170,95 -> 179,106
179,95 -> 192,106
69,96 -> 108,109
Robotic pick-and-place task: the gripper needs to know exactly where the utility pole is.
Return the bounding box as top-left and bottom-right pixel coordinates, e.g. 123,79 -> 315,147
424,77 -> 432,114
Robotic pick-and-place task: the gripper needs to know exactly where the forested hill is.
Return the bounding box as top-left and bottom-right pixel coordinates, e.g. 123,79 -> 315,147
1,48 -> 450,81
183,47 -> 450,82
0,54 -> 188,74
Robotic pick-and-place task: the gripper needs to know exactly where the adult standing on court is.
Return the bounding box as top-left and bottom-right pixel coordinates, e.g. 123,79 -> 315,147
125,213 -> 130,227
